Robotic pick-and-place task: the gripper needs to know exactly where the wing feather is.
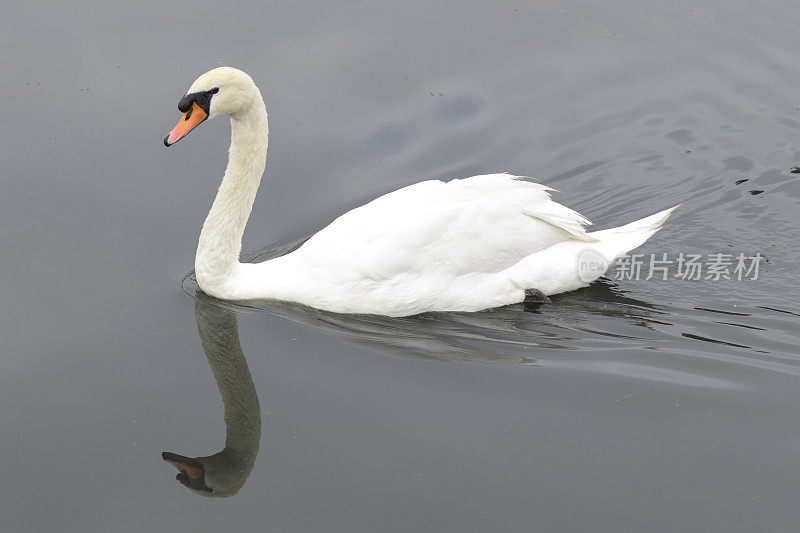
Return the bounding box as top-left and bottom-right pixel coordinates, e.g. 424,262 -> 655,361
295,173 -> 596,282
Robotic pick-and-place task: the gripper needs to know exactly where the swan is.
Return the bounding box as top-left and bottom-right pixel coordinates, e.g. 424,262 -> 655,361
162,296 -> 261,497
164,67 -> 677,317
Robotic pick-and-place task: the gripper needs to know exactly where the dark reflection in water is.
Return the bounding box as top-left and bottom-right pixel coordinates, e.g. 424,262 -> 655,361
166,266 -> 666,501
162,296 -> 261,497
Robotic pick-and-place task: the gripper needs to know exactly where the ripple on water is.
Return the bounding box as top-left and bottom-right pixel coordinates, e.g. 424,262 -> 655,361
182,230 -> 800,390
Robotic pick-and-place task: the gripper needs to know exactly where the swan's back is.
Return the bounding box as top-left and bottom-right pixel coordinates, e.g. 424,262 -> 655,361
294,173 -> 593,283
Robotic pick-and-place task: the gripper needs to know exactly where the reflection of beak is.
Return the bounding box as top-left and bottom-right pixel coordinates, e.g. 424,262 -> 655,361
162,451 -> 215,494
163,102 -> 208,147
162,451 -> 204,481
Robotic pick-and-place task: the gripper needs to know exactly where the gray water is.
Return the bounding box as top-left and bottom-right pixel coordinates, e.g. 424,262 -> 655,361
3,1 -> 800,531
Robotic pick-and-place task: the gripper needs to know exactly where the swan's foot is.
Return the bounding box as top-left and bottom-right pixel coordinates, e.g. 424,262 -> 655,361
523,288 -> 551,308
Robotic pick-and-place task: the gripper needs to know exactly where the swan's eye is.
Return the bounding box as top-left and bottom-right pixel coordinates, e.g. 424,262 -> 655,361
210,87 -> 219,94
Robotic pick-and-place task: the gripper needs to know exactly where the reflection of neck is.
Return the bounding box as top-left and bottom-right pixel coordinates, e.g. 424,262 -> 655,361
194,299 -> 262,496
195,93 -> 269,294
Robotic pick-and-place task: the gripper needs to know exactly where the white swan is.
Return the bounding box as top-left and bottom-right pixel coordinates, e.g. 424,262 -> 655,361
165,67 -> 677,317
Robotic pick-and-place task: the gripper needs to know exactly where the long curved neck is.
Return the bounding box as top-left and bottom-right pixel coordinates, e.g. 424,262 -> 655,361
194,299 -> 262,497
195,92 -> 269,294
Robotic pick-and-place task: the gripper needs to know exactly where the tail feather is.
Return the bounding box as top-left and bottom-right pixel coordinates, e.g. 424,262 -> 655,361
589,205 -> 679,260
495,205 -> 679,299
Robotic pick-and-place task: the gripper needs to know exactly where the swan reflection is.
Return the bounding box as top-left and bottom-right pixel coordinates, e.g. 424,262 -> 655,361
162,236 -> 666,497
162,297 -> 261,497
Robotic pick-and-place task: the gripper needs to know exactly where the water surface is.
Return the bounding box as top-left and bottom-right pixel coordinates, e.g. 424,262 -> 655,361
2,1 -> 800,531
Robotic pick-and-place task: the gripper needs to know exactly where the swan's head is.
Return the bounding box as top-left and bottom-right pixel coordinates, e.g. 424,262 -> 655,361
164,67 -> 258,147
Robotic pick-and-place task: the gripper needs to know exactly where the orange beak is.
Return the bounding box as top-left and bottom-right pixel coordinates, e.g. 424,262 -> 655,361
164,102 -> 208,146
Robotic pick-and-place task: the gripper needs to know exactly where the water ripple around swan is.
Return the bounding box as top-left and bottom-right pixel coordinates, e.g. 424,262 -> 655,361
182,228 -> 800,390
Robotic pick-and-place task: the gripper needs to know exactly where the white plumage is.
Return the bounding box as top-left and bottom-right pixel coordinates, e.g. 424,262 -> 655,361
167,67 -> 677,317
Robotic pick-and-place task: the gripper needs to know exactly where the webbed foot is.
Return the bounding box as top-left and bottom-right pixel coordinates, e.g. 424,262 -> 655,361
523,288 -> 551,308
